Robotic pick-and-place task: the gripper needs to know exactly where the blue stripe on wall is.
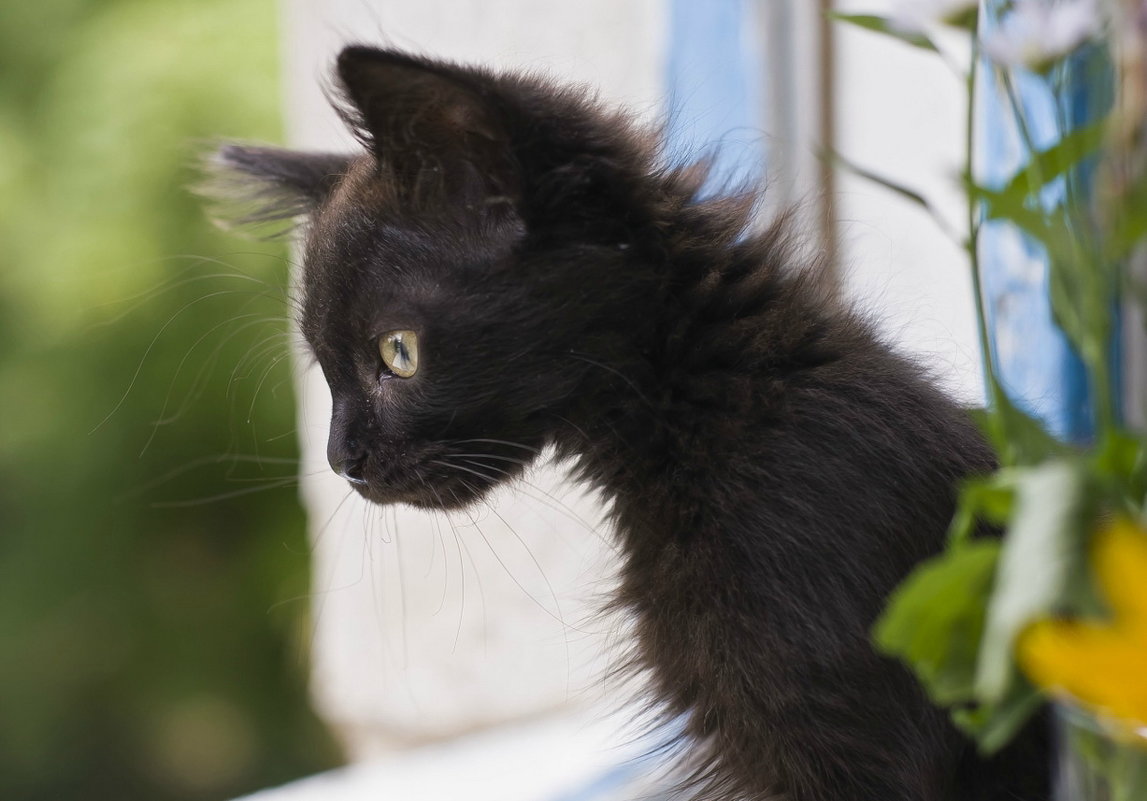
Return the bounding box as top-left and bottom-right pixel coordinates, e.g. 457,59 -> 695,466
664,0 -> 765,193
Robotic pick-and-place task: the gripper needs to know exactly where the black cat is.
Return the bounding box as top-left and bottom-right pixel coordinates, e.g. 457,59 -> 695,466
205,46 -> 1049,801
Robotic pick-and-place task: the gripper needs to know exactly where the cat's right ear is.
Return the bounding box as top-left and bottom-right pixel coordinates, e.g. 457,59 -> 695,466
197,143 -> 351,233
334,48 -> 520,208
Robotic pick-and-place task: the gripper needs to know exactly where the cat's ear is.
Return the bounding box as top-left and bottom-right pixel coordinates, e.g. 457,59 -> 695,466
334,47 -> 519,205
198,144 -> 352,233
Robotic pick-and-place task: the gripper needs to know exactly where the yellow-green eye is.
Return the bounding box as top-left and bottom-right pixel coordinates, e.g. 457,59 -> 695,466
379,330 -> 419,378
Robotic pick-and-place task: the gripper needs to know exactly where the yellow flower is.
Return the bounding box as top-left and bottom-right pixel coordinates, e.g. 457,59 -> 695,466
1018,519 -> 1147,728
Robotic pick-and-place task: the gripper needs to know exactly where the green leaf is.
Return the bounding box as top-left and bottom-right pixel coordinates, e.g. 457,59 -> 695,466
971,181 -> 1115,382
831,151 -> 930,207
827,12 -> 939,52
1000,120 -> 1108,200
1110,740 -> 1147,801
976,460 -> 1088,703
998,397 -> 1064,466
952,675 -> 1044,755
1094,431 -> 1147,513
830,151 -> 958,240
969,182 -> 1053,244
948,473 -> 1016,547
1047,251 -> 1090,356
874,540 -> 1001,706
1107,177 -> 1147,261
973,388 -> 1067,468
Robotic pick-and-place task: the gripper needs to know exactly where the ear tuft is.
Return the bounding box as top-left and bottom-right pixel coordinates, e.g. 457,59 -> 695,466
334,47 -> 506,147
195,143 -> 352,235
331,47 -> 519,204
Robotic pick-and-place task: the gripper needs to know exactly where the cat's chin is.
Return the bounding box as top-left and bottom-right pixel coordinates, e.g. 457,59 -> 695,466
349,476 -> 493,512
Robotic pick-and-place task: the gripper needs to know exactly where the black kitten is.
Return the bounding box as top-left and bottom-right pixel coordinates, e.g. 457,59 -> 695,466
206,47 -> 1049,801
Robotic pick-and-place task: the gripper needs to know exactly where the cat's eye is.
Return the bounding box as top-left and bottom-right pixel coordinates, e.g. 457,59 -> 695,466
378,330 -> 419,378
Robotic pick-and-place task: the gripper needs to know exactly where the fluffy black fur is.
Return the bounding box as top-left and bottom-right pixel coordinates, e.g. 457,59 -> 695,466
206,47 -> 1049,800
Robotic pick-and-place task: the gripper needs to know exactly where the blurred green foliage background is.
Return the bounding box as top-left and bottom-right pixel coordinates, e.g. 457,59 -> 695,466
0,0 -> 340,798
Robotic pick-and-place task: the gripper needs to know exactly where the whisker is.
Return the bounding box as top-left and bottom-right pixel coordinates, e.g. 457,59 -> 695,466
435,454 -> 616,552
485,503 -> 588,637
444,465 -> 584,635
116,453 -> 302,500
428,458 -> 502,486
140,311 -> 284,456
461,484 -> 568,681
219,469 -> 324,484
228,331 -> 292,397
263,426 -> 300,443
445,487 -> 492,654
430,486 -> 472,653
456,458 -> 517,477
429,509 -> 451,612
387,509 -> 413,670
308,483 -> 359,555
551,412 -> 594,446
452,521 -> 488,656
567,351 -> 654,407
306,490 -> 368,661
246,349 -> 292,423
93,272 -> 273,326
450,438 -> 543,455
449,452 -> 535,467
152,477 -> 300,507
92,287 -> 261,434
90,249 -> 300,323
160,312 -> 294,425
511,479 -> 617,554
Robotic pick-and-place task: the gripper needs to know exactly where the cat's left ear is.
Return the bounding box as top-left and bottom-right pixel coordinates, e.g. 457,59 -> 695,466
335,47 -> 520,206
198,144 -> 352,232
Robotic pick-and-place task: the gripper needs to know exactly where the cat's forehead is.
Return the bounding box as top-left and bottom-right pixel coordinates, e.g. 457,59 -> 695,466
310,155 -> 394,236
298,155 -> 510,343
304,148 -> 526,279
305,158 -> 438,280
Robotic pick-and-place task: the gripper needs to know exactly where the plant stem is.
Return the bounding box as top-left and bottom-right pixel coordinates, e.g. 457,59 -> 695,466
967,44 -> 1006,415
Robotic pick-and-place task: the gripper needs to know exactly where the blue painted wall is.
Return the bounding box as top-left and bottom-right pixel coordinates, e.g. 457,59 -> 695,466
663,0 -> 766,193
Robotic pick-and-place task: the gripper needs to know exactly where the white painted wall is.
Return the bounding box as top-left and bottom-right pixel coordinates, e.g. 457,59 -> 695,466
280,0 -> 665,764
833,0 -> 983,405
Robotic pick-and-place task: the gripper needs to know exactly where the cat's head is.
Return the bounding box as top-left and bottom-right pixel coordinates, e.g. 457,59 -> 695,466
205,47 -> 676,509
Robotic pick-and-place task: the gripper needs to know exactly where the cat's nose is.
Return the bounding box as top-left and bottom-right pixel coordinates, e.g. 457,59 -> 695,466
329,452 -> 367,485
327,434 -> 367,485
327,398 -> 369,485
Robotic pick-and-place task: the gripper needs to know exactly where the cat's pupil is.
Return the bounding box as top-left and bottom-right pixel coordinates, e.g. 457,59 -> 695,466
379,330 -> 419,378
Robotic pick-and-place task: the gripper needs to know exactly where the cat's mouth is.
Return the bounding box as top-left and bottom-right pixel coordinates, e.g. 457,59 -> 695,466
346,450 -> 526,511
350,474 -> 490,510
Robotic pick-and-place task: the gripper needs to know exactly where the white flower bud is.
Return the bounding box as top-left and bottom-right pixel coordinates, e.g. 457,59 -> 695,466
982,0 -> 1104,73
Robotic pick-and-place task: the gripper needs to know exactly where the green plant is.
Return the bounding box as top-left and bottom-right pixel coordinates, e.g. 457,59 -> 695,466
833,0 -> 1147,775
